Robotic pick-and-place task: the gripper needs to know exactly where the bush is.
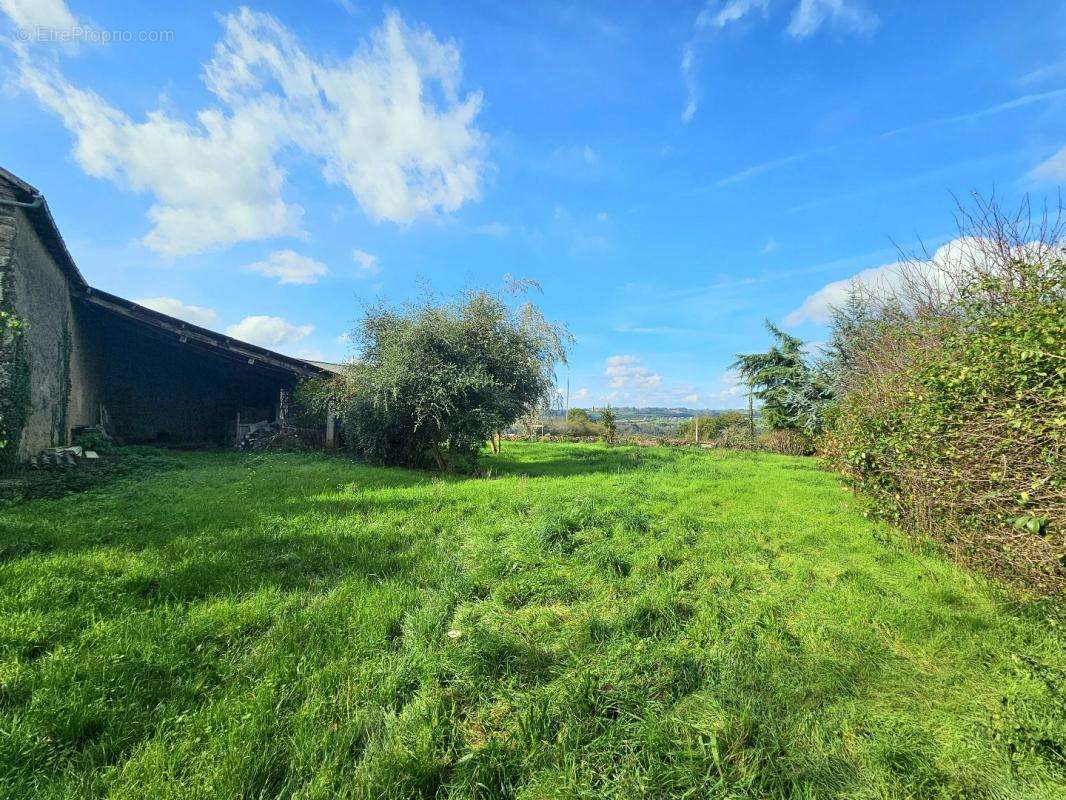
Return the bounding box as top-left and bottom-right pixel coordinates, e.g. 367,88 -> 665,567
72,429 -> 115,455
821,204 -> 1065,592
676,411 -> 747,441
713,423 -> 756,450
301,286 -> 569,472
566,409 -> 603,437
757,429 -> 815,456
599,406 -> 617,445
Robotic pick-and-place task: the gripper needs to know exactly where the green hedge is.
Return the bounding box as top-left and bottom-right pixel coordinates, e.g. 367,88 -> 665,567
823,258 -> 1064,592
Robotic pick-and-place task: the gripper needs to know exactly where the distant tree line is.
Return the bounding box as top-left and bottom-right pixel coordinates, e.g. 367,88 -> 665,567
676,411 -> 746,441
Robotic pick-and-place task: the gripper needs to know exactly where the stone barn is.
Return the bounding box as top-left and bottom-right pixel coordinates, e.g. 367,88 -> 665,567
0,167 -> 336,462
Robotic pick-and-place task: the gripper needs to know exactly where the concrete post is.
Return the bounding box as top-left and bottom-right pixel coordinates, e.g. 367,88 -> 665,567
325,407 -> 337,449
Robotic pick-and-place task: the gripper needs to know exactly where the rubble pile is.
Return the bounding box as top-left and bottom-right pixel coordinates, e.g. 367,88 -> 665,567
29,446 -> 101,469
238,421 -> 320,452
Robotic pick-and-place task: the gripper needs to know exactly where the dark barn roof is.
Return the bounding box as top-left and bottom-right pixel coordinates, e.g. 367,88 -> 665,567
82,289 -> 326,379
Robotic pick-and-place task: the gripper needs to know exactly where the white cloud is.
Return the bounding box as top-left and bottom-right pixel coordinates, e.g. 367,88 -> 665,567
207,9 -> 485,222
785,256 -> 921,326
681,1 -> 875,121
135,296 -> 218,327
605,354 -> 662,390
761,238 -> 779,254
353,249 -> 380,277
550,144 -> 602,173
681,2 -> 770,122
681,393 -> 699,404
710,145 -> 835,188
245,250 -> 328,285
14,8 -> 485,256
880,89 -> 1066,139
572,387 -> 590,402
1029,145 -> 1066,181
1020,60 -> 1066,86
787,0 -> 878,38
226,315 -> 313,348
701,370 -> 747,406
552,206 -> 611,258
0,0 -> 80,34
783,236 -> 1042,325
17,61 -> 303,257
692,0 -> 771,35
294,347 -> 326,361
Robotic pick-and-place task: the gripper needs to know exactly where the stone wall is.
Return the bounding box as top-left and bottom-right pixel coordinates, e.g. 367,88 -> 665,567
0,208 -> 24,466
0,206 -> 101,459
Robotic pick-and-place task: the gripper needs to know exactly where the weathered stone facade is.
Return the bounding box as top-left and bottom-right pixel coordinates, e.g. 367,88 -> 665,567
0,204 -> 102,458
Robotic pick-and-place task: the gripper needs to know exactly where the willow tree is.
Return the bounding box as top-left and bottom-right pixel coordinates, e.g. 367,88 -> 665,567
306,285 -> 570,472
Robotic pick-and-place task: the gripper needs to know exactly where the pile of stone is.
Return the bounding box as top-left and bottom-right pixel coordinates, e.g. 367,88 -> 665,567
29,446 -> 101,469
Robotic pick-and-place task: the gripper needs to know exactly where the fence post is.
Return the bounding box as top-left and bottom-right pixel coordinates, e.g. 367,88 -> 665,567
325,407 -> 337,449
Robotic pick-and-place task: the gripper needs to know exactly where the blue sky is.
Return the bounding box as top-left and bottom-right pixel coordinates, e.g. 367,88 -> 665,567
2,0 -> 1064,408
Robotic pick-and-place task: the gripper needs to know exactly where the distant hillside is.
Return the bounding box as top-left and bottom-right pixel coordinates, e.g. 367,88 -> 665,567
545,407 -> 746,420
542,407 -> 758,438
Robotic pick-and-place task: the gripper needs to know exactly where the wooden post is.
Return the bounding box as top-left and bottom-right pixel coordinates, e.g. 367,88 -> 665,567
236,412 -> 241,447
325,407 -> 337,449
748,382 -> 755,438
695,417 -> 699,447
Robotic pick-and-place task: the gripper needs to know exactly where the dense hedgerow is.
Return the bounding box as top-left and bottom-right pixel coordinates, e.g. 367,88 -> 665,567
821,206 -> 1065,591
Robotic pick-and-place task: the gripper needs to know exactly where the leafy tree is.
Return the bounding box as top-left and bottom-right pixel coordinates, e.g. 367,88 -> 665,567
566,408 -> 590,426
565,408 -> 601,437
599,405 -> 617,444
676,411 -> 746,441
305,287 -> 569,472
732,321 -> 832,433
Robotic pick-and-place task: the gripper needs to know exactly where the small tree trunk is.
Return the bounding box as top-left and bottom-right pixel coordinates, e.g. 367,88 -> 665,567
430,444 -> 450,473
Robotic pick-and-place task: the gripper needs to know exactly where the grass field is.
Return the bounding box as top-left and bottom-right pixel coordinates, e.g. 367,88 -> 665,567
0,442 -> 1062,799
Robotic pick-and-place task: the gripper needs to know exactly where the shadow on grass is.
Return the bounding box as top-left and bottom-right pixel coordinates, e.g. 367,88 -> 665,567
0,445 -> 683,586
0,456 -> 456,784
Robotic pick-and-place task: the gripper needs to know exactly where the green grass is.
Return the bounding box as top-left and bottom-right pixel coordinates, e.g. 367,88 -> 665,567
0,442 -> 1062,799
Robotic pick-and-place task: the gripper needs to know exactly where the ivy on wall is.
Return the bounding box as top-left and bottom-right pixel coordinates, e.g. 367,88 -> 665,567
0,309 -> 31,470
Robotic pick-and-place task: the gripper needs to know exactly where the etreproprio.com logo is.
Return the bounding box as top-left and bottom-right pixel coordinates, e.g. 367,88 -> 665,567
17,26 -> 175,44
